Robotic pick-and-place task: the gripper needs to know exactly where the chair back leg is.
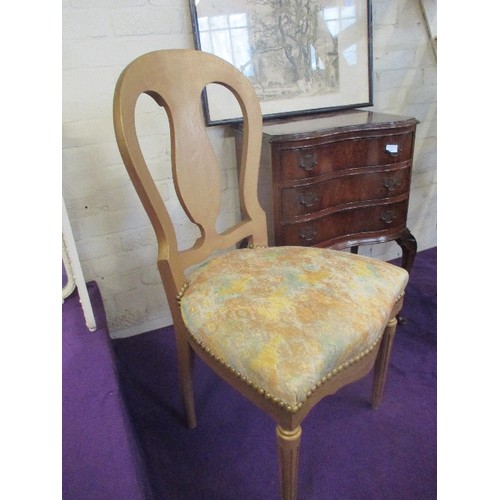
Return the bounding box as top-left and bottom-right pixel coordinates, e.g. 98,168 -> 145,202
174,329 -> 197,429
372,316 -> 398,409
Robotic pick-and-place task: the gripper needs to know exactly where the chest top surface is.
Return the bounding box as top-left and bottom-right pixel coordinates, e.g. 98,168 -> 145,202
260,110 -> 419,143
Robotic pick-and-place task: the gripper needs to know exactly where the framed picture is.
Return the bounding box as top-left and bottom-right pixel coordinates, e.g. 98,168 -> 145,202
189,0 -> 373,125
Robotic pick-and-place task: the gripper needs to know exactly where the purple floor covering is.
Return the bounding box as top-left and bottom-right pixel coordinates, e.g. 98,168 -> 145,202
110,246 -> 437,499
62,282 -> 152,500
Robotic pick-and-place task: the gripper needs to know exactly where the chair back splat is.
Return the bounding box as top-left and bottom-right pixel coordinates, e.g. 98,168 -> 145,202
114,49 -> 409,500
113,49 -> 267,292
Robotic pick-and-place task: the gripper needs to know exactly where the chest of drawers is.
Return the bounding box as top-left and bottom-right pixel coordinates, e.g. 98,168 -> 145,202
234,109 -> 419,275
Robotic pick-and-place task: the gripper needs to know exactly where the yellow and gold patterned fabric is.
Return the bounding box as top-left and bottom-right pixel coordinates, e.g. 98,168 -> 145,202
180,246 -> 408,409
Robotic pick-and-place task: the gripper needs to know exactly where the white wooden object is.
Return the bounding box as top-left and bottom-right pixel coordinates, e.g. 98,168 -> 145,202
419,0 -> 437,60
62,198 -> 97,332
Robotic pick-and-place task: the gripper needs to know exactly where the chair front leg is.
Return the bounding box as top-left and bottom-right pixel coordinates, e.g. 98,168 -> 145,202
276,425 -> 302,500
372,316 -> 398,409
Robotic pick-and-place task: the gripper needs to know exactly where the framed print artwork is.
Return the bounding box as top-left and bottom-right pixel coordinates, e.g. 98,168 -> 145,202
189,0 -> 373,125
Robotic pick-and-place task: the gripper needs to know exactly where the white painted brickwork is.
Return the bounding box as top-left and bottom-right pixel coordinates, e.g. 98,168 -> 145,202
62,0 -> 437,339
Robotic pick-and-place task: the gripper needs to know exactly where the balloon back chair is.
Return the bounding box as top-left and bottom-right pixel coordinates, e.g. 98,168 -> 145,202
113,49 -> 408,500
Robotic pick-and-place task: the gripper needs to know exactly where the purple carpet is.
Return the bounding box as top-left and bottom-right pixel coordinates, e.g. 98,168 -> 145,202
110,246 -> 437,499
62,282 -> 151,500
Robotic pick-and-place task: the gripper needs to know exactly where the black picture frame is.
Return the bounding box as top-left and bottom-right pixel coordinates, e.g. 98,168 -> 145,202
189,0 -> 373,126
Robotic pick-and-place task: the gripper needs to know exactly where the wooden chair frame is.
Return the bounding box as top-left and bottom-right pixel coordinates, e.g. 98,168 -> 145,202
114,49 -> 403,500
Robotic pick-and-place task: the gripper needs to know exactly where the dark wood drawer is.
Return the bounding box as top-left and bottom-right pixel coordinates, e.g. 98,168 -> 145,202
281,164 -> 411,218
233,110 -> 418,262
279,132 -> 414,182
278,199 -> 409,247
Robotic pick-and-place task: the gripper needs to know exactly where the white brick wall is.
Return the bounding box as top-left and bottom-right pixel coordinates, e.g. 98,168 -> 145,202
364,0 -> 436,261
62,0 -> 437,339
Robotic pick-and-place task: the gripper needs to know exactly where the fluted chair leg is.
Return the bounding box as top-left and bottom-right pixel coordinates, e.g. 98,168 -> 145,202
175,331 -> 197,429
276,425 -> 302,500
372,316 -> 398,409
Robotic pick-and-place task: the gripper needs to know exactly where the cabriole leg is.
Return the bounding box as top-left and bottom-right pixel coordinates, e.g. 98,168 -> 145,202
395,230 -> 417,324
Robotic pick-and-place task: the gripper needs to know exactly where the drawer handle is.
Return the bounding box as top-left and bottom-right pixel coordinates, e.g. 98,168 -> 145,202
299,191 -> 319,208
380,211 -> 397,224
383,177 -> 401,192
385,144 -> 401,157
299,226 -> 318,242
298,153 -> 318,171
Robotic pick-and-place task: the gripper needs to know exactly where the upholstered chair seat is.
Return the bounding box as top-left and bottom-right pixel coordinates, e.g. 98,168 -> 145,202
180,246 -> 408,412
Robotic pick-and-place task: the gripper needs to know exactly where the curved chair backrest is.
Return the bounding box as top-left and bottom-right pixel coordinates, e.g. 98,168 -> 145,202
113,49 -> 267,293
